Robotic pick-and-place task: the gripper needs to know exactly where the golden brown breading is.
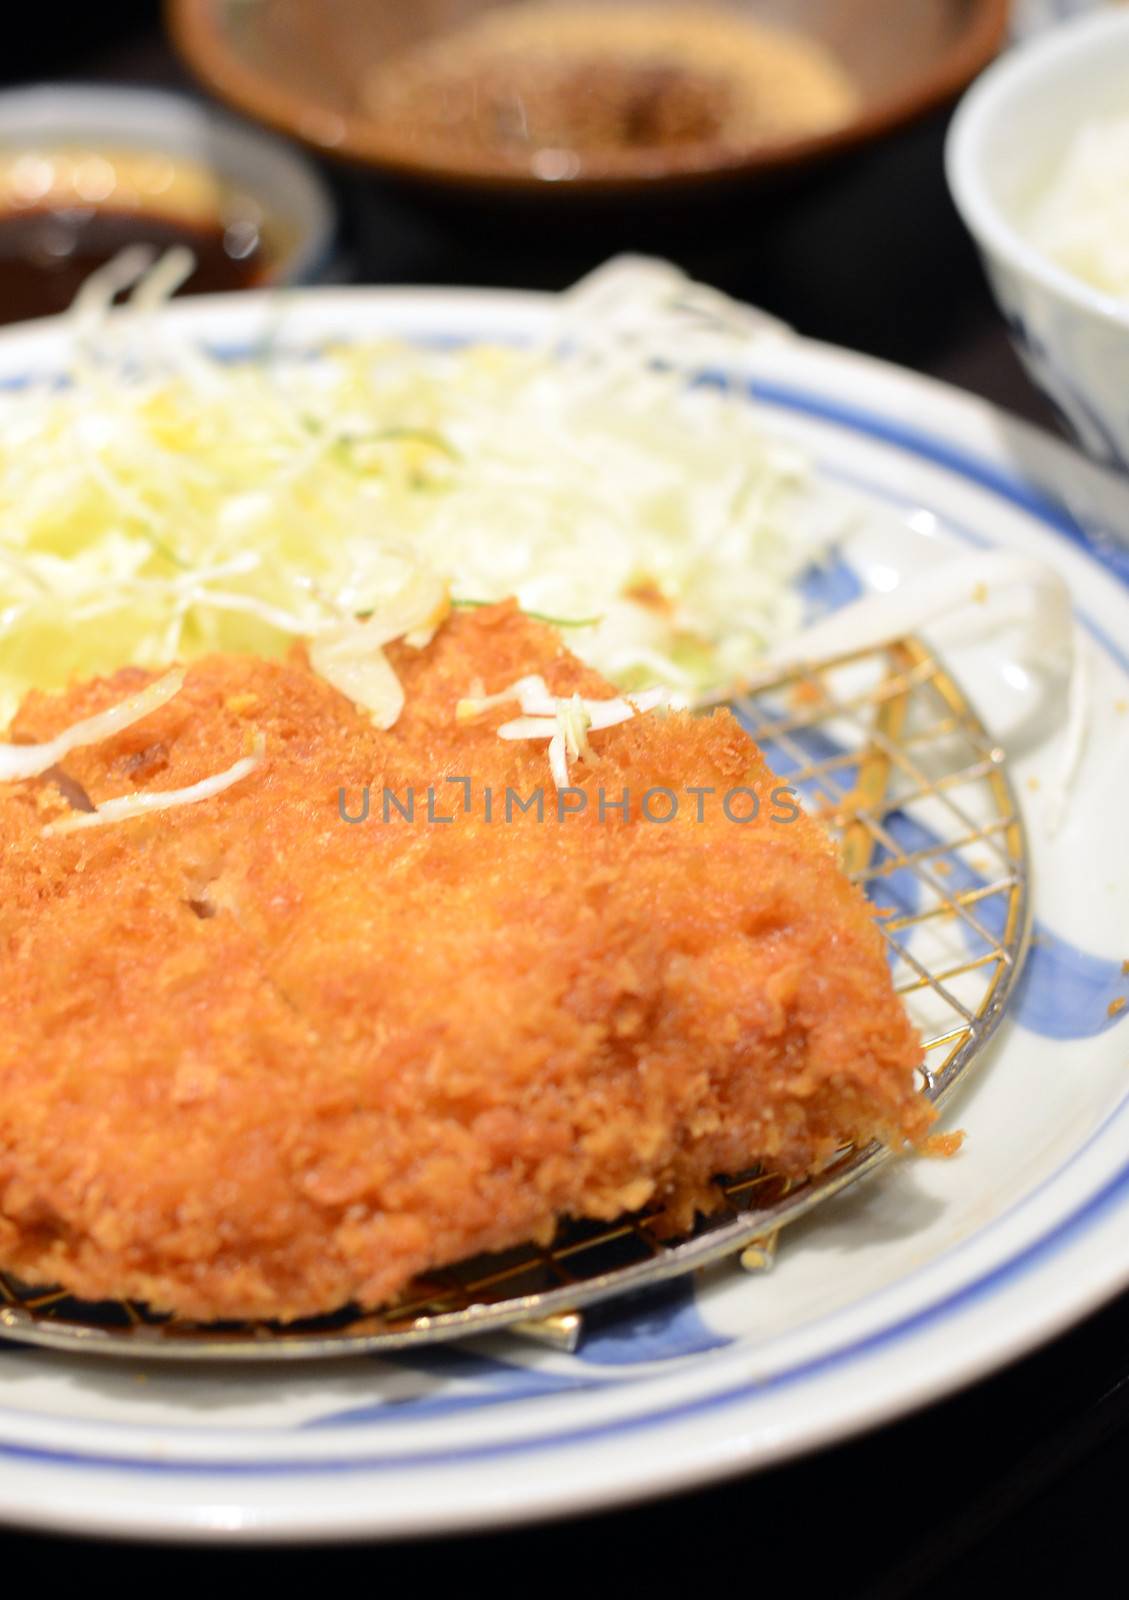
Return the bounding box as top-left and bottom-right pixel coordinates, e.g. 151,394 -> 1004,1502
0,603 -> 928,1320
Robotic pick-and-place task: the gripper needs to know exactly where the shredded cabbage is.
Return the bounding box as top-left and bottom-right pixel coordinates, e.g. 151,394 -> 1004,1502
0,668 -> 184,781
457,671 -> 669,786
43,734 -> 264,836
0,253 -> 841,726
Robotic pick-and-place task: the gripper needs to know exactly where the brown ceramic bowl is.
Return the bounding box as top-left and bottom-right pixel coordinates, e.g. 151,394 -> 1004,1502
168,0 -> 1010,197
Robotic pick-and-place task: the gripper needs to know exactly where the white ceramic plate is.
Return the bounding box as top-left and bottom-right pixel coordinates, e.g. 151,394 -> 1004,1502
0,287 -> 1126,1543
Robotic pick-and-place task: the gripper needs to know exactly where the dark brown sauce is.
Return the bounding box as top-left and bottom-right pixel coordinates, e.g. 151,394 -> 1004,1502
0,207 -> 269,325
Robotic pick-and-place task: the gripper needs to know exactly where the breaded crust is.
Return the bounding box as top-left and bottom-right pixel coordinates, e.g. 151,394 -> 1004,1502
0,604 -> 928,1320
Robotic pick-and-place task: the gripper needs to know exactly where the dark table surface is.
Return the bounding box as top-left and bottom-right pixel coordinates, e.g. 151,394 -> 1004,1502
2,7 -> 1124,1589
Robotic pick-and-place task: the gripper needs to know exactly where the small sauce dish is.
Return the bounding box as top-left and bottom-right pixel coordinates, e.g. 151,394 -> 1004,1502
0,83 -> 335,324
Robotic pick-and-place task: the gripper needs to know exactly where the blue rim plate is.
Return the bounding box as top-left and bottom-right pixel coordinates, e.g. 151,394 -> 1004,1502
0,287 -> 1125,1541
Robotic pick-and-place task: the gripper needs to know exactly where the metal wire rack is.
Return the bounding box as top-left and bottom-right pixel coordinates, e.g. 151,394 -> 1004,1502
0,636 -> 1030,1360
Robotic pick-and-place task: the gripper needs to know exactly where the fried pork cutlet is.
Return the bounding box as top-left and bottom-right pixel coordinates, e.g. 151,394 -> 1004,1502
0,604 -> 929,1321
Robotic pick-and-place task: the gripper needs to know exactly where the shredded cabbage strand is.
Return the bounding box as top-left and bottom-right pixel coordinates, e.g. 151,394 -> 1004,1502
458,673 -> 670,787
42,732 -> 264,836
0,668 -> 184,781
0,253 -> 838,726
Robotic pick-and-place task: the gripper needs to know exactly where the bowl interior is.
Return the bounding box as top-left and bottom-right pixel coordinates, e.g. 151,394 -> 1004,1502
965,17 -> 1129,232
170,0 -> 1006,189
